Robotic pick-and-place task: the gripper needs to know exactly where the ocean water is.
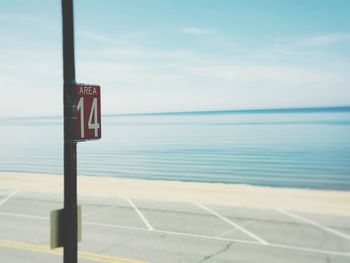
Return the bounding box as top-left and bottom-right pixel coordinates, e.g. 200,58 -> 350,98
0,107 -> 349,190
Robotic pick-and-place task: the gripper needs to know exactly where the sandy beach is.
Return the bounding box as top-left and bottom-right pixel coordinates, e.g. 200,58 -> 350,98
1,172 -> 350,217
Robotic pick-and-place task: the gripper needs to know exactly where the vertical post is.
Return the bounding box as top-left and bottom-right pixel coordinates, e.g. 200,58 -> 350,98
62,0 -> 77,262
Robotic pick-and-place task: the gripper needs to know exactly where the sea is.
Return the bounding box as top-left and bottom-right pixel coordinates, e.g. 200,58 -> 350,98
1,107 -> 349,190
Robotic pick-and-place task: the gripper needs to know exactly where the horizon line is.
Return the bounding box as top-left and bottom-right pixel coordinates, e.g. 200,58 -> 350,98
1,105 -> 350,120
107,105 -> 350,117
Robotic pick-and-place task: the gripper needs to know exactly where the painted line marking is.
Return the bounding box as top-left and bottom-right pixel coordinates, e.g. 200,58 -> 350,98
84,222 -> 260,245
86,219 -> 261,245
0,190 -> 19,207
277,209 -> 350,241
0,212 -> 147,232
194,202 -> 268,245
0,239 -> 146,263
155,229 -> 260,245
215,220 -> 255,238
0,212 -> 48,220
268,242 -> 350,257
83,207 -> 114,217
85,221 -> 147,232
215,228 -> 239,238
85,222 -> 350,257
126,198 -> 154,231
0,211 -> 349,257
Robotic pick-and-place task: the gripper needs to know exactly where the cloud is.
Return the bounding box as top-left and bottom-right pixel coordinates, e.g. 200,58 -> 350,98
0,12 -> 42,23
299,33 -> 350,46
88,47 -> 197,62
74,53 -> 350,114
2,47 -> 350,117
2,24 -> 350,117
183,63 -> 350,108
0,48 -> 63,117
181,27 -> 213,35
78,29 -> 113,43
78,29 -> 150,49
186,64 -> 349,85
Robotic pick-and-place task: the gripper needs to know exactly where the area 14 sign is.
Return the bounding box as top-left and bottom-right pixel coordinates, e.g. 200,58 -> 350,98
76,84 -> 101,141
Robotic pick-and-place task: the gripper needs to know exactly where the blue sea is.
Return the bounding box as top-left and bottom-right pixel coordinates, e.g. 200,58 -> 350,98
1,107 -> 349,190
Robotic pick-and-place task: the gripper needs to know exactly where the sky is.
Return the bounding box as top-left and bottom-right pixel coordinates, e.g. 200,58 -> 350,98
0,0 -> 350,117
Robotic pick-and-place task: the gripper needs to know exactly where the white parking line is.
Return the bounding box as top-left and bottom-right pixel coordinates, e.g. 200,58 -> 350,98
155,229 -> 260,245
215,220 -> 255,238
85,221 -> 148,232
277,209 -> 350,241
194,202 -> 268,245
269,242 -> 350,257
0,190 -> 19,207
83,207 -> 114,217
126,198 -> 154,231
0,212 -> 48,220
0,211 -> 349,257
86,221 -> 350,257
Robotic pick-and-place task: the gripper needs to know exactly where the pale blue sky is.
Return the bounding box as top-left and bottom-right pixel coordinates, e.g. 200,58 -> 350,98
1,0 -> 350,117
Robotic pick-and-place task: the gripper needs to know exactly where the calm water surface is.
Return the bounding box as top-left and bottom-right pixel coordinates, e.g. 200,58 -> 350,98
1,107 -> 349,190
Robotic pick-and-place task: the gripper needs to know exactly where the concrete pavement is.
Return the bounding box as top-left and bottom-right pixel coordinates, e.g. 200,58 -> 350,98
0,189 -> 349,262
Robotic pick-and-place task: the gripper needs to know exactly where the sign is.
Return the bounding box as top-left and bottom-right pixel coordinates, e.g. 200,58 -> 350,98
50,206 -> 81,249
75,84 -> 101,141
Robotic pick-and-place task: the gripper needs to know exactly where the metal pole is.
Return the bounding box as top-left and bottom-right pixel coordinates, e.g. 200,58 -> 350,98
62,0 -> 77,262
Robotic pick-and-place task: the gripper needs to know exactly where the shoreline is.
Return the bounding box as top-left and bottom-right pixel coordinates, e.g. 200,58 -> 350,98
1,172 -> 350,217
2,170 -> 348,192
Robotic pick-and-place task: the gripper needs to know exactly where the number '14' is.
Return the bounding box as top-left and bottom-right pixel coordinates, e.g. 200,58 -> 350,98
77,97 -> 100,138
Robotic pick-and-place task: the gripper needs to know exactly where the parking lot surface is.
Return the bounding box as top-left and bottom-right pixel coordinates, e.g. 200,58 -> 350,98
0,189 -> 349,262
